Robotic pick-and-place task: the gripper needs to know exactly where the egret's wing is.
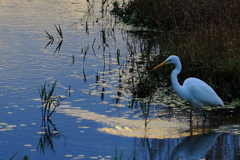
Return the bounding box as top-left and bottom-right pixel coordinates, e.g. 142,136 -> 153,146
184,78 -> 221,106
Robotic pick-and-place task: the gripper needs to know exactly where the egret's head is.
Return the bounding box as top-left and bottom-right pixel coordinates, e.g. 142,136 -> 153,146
153,55 -> 180,70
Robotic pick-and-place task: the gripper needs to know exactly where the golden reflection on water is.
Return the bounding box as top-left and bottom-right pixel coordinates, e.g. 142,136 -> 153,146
57,106 -> 194,139
0,123 -> 16,131
57,103 -> 240,139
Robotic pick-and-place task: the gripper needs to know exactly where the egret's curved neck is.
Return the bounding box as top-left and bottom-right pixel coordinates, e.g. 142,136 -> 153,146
171,62 -> 183,96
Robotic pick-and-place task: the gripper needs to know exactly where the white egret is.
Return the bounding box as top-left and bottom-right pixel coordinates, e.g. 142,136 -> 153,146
153,55 -> 224,123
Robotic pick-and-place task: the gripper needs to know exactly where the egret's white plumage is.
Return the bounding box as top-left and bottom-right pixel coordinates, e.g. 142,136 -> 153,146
154,55 -> 224,122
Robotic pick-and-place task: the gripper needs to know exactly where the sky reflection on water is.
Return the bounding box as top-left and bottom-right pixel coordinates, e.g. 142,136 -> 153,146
0,0 -> 240,160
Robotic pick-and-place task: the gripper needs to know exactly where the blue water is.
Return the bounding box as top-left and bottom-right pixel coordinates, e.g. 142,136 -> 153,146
0,0 -> 137,159
0,0 -> 240,160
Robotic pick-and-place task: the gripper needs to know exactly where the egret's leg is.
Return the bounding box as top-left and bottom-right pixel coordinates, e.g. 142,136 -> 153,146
202,109 -> 206,123
190,108 -> 192,123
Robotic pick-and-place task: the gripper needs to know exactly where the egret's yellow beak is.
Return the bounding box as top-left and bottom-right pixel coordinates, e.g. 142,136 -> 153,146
153,60 -> 170,70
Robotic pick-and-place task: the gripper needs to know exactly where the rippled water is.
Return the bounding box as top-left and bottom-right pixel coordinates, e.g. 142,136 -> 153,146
1,0 -> 240,160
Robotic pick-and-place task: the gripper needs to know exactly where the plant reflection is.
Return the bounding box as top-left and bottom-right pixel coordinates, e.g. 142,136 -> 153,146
71,53 -> 75,65
130,98 -> 154,128
44,24 -> 64,54
37,119 -> 66,155
53,40 -> 63,54
44,36 -> 63,54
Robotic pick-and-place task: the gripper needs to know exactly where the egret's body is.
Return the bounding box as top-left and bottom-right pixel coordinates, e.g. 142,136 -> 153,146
154,55 -> 224,122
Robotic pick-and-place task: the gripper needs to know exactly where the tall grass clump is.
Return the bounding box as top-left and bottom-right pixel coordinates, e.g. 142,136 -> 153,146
113,0 -> 240,31
112,0 -> 240,101
38,80 -> 67,119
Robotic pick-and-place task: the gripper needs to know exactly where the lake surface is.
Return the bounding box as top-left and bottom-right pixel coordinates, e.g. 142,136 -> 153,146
1,0 -> 240,160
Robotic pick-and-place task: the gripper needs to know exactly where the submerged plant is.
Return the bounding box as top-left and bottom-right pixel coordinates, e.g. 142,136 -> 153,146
38,80 -> 68,119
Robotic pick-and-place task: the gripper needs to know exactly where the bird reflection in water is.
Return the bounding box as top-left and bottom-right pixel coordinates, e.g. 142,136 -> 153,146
171,132 -> 221,160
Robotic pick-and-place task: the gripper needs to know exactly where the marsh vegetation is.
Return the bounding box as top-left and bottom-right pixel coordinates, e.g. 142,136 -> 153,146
112,0 -> 240,102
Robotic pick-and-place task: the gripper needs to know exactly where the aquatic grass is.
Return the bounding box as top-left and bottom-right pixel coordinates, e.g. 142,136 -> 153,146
86,0 -> 94,13
53,24 -> 63,53
44,24 -> 64,53
100,0 -> 110,14
44,29 -> 54,41
54,24 -> 63,39
82,64 -> 87,84
114,147 -> 124,160
83,44 -> 89,61
85,22 -> 89,35
92,37 -> 96,55
100,29 -> 108,46
114,146 -> 135,160
71,53 -> 75,64
95,71 -> 100,83
44,29 -> 54,49
38,80 -> 68,119
9,150 -> 20,160
116,49 -> 120,65
9,150 -> 29,160
67,85 -> 72,97
140,95 -> 153,127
